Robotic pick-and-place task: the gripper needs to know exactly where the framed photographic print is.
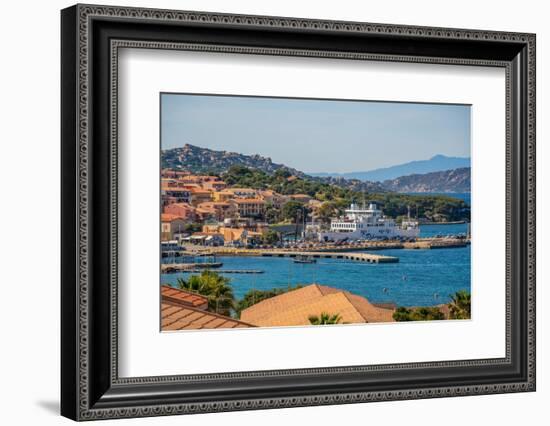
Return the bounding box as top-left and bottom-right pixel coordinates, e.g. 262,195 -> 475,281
61,4 -> 536,421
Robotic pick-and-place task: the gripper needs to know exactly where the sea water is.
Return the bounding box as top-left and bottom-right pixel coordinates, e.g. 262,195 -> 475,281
162,227 -> 470,308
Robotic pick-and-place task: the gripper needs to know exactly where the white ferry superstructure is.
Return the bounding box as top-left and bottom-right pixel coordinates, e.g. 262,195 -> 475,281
318,203 -> 419,242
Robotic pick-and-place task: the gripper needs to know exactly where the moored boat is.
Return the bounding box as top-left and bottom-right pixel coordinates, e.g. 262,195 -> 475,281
318,202 -> 419,242
293,255 -> 317,264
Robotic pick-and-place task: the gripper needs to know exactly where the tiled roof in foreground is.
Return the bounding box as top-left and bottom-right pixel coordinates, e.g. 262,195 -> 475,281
161,285 -> 209,309
161,301 -> 255,331
240,284 -> 395,327
161,285 -> 254,331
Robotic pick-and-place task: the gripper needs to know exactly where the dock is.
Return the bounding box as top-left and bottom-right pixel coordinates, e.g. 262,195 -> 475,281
161,262 -> 222,273
176,269 -> 264,274
203,237 -> 468,257
259,251 -> 399,263
402,239 -> 469,249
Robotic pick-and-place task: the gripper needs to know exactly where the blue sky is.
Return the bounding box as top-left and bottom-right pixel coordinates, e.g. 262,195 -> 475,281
161,93 -> 470,173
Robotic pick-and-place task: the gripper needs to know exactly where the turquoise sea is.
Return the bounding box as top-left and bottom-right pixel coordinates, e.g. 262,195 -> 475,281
162,193 -> 471,308
162,244 -> 470,307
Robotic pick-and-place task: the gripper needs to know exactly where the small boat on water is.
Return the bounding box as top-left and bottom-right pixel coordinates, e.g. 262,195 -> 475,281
293,255 -> 316,264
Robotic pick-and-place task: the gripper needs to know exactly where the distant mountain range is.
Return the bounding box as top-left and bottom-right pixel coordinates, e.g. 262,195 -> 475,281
162,145 -> 470,193
310,154 -> 471,182
383,167 -> 470,193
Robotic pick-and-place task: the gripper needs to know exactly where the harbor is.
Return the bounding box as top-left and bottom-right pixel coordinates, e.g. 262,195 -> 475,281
161,242 -> 471,307
161,221 -> 471,307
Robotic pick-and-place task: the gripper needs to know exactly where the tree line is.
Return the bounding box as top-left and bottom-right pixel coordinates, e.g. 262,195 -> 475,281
221,165 -> 470,223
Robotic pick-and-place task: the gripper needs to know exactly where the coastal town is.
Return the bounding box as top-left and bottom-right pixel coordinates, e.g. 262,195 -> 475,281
161,168 -> 469,248
160,167 -> 471,331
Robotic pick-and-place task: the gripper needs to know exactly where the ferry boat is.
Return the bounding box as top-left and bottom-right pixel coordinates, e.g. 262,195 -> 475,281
318,203 -> 419,242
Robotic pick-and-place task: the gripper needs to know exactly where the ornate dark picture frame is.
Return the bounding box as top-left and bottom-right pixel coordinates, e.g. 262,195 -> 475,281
61,4 -> 536,421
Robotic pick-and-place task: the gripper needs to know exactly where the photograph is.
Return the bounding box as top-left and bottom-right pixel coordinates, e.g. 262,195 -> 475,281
159,93 -> 472,331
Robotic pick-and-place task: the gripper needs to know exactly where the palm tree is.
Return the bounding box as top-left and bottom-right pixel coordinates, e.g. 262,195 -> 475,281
448,290 -> 471,319
176,276 -> 209,294
204,273 -> 235,317
176,271 -> 235,317
308,312 -> 342,325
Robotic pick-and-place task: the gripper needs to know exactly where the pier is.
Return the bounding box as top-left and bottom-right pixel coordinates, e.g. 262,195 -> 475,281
161,262 -> 222,273
259,251 -> 399,263
403,239 -> 468,249
176,269 -> 264,274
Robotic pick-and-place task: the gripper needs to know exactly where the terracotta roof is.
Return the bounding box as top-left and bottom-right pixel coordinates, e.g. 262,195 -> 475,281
162,186 -> 191,192
181,176 -> 203,182
161,170 -> 190,177
161,285 -> 208,309
165,202 -> 195,210
226,188 -> 257,192
161,300 -> 255,331
196,207 -> 216,214
189,188 -> 212,195
240,284 -> 394,326
197,202 -> 231,208
161,213 -> 185,222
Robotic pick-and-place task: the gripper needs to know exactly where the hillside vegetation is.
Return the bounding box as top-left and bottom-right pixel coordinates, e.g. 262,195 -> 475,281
222,166 -> 470,223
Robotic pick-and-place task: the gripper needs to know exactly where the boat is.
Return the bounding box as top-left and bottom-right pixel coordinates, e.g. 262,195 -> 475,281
293,255 -> 317,264
318,202 -> 419,242
160,240 -> 186,258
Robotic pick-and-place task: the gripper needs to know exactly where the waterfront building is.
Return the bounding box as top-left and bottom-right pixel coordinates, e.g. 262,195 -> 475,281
318,203 -> 420,242
161,285 -> 254,330
240,284 -> 394,327
220,227 -> 247,244
163,202 -> 196,221
188,232 -> 224,246
201,224 -> 262,246
161,214 -> 187,240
